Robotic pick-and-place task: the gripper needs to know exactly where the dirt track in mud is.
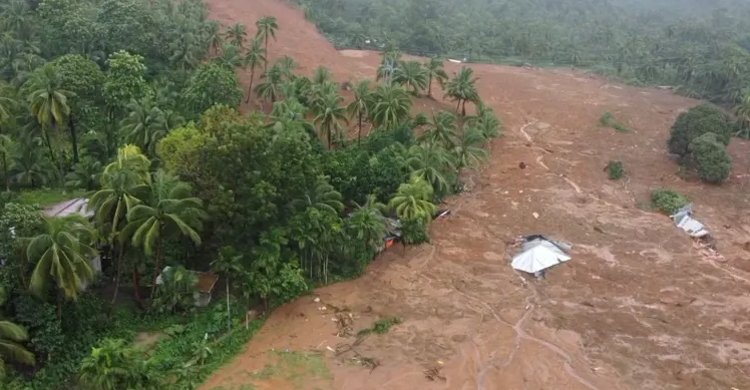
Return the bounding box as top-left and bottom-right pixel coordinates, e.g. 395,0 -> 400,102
202,0 -> 750,389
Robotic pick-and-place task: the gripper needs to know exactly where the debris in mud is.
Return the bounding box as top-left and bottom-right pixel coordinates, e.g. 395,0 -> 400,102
424,366 -> 446,381
351,353 -> 380,372
519,162 -> 527,169
333,311 -> 354,337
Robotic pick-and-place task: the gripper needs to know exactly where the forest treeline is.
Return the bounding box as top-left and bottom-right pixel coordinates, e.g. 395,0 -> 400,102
0,0 -> 501,387
298,0 -> 750,105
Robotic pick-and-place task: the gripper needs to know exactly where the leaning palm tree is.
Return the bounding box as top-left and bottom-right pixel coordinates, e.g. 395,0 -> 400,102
388,176 -> 437,223
0,286 -> 35,371
124,170 -> 206,298
26,215 -> 97,307
445,67 -> 479,116
369,84 -> 412,130
224,23 -> 247,48
394,61 -> 428,94
312,89 -> 347,148
425,58 -> 449,98
256,16 -> 279,71
25,65 -> 73,165
244,38 -> 266,103
346,80 -> 372,143
735,94 -> 750,139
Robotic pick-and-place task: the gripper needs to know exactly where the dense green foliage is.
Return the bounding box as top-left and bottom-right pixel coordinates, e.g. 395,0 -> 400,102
687,132 -> 733,184
668,104 -> 733,157
0,0 -> 502,386
651,189 -> 690,215
299,0 -> 750,106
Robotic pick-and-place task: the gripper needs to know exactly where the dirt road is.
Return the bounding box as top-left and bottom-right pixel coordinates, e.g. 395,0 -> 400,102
201,0 -> 750,389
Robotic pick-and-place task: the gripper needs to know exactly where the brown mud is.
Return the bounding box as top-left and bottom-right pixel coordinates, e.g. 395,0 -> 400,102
201,0 -> 750,389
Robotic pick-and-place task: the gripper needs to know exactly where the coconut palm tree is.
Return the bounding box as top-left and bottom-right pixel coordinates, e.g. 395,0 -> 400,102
291,176 -> 344,215
469,103 -> 502,140
347,80 -> 372,143
64,157 -> 102,191
734,94 -> 750,139
11,136 -> 54,188
346,195 -> 387,257
453,125 -> 488,171
119,98 -> 176,157
277,56 -> 298,79
369,84 -> 412,130
422,111 -> 458,148
312,89 -> 347,148
256,16 -> 279,71
25,65 -> 73,165
0,81 -> 16,124
445,67 -> 479,116
394,61 -> 428,94
407,142 -> 456,197
255,64 -> 284,104
202,20 -> 223,56
312,66 -> 333,86
90,145 -> 151,303
244,38 -> 266,104
224,23 -> 247,48
124,170 -> 206,298
425,58 -> 448,98
26,215 -> 97,306
388,176 -> 436,223
215,43 -> 244,69
0,286 -> 35,372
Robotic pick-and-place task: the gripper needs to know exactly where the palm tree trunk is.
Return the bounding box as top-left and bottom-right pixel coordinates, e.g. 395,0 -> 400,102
462,100 -> 467,117
111,243 -> 125,304
246,68 -> 256,104
132,268 -> 144,308
456,99 -> 461,113
68,115 -> 79,164
151,237 -> 163,299
357,112 -> 363,145
327,125 -> 332,149
42,127 -> 56,167
2,152 -> 8,192
428,74 -> 433,98
264,38 -> 269,72
226,278 -> 231,332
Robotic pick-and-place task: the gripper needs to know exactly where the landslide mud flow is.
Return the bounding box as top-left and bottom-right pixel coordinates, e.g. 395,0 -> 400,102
201,1 -> 750,389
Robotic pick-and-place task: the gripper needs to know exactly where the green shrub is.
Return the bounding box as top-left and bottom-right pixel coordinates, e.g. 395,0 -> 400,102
651,189 -> 689,215
357,316 -> 402,336
668,104 -> 732,156
401,218 -> 430,245
606,160 -> 624,180
599,112 -> 629,132
687,132 -> 732,184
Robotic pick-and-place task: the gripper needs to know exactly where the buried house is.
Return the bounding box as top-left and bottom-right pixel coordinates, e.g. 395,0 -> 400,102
511,235 -> 572,276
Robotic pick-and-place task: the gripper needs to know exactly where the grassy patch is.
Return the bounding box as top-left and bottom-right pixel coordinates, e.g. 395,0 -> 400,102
248,350 -> 332,388
357,316 -> 402,336
606,160 -> 624,180
599,112 -> 630,133
651,189 -> 689,215
16,188 -> 86,207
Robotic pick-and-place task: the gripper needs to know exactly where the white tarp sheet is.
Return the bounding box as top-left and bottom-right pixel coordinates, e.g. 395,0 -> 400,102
512,237 -> 571,274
